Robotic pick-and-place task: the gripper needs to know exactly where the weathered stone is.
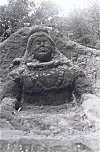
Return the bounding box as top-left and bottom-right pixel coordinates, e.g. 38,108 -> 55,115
1,26 -> 92,109
0,26 -> 98,79
0,27 -> 30,79
0,26 -> 100,99
0,25 -> 100,152
0,105 -> 100,152
0,138 -> 94,152
82,94 -> 100,127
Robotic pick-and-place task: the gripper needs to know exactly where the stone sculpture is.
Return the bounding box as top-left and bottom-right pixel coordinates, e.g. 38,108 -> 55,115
1,26 -> 92,111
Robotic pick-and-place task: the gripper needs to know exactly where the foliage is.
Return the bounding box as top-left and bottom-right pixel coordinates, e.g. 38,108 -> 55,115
64,1 -> 100,47
0,0 -> 100,48
0,0 -> 60,36
29,0 -> 60,25
0,5 -> 8,36
6,0 -> 29,32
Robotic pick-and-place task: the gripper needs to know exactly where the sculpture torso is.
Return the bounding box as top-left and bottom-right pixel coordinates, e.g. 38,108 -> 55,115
9,60 -> 76,106
23,63 -> 72,92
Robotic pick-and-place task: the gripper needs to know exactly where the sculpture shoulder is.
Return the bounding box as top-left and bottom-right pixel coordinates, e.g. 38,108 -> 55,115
7,65 -> 26,81
59,58 -> 80,74
9,57 -> 26,70
60,58 -> 87,84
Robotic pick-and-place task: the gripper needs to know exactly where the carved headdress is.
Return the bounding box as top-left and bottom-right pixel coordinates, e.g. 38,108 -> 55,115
23,25 -> 72,65
24,26 -> 55,60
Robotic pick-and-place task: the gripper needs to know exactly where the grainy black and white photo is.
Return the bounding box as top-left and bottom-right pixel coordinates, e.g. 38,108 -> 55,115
0,0 -> 100,151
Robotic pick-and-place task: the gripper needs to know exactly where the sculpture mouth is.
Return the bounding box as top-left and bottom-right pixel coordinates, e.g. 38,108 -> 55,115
38,47 -> 47,52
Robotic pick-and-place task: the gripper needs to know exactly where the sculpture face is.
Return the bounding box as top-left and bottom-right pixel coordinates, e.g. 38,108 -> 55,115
30,36 -> 53,62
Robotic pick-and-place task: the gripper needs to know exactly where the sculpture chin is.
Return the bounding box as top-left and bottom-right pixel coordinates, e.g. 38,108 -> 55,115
34,51 -> 52,62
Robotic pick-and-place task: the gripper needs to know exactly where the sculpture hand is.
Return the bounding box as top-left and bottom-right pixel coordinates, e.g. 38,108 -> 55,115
0,97 -> 18,120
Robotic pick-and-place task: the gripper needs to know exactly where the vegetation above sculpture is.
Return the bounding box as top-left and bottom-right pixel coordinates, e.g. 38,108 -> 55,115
0,0 -> 99,48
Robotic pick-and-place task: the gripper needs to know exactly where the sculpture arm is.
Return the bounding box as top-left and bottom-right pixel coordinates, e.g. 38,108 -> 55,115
2,71 -> 23,110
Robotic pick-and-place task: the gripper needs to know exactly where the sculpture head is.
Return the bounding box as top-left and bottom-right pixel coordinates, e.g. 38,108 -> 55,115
25,26 -> 55,62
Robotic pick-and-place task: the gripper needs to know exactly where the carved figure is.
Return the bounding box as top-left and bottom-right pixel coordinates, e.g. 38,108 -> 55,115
1,26 -> 92,111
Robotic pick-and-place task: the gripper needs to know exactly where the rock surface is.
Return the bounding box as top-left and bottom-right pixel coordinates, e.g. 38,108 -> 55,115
0,26 -> 100,99
0,26 -> 100,152
82,94 -> 100,127
0,104 -> 100,152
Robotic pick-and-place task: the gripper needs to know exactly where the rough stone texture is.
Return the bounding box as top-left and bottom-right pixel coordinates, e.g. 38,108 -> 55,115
0,104 -> 100,152
0,27 -> 30,79
82,94 -> 100,125
2,57 -> 91,107
1,26 -> 92,110
0,26 -> 100,151
0,26 -> 100,98
55,37 -> 100,93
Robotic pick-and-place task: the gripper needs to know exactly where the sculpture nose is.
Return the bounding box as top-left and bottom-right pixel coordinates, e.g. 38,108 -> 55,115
40,41 -> 45,46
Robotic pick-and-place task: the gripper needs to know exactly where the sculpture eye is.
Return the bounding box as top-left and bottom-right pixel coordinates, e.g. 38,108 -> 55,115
35,41 -> 40,45
43,40 -> 49,45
